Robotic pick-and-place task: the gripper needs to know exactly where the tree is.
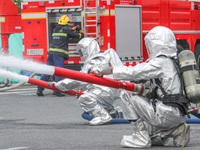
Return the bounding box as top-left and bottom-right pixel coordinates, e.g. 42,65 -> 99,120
12,0 -> 21,14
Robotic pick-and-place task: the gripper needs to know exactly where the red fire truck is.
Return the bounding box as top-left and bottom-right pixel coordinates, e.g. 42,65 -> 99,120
20,0 -> 200,70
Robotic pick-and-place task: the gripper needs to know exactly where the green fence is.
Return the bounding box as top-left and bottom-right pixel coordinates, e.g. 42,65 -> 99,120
0,33 -> 40,83
0,33 -> 22,83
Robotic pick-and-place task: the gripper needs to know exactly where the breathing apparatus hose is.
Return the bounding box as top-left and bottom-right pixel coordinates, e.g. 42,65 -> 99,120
0,72 -> 36,92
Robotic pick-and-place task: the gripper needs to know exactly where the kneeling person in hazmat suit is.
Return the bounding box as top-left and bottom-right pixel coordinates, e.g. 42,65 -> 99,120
55,37 -> 138,126
90,26 -> 190,148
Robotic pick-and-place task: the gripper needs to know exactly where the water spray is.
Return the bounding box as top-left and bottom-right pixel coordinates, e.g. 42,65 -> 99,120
0,69 -> 83,97
0,55 -> 145,94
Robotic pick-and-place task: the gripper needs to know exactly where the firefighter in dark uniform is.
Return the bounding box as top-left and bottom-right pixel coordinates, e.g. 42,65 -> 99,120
37,15 -> 84,97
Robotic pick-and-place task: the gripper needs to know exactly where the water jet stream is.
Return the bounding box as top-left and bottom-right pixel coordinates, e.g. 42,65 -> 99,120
0,55 -> 144,94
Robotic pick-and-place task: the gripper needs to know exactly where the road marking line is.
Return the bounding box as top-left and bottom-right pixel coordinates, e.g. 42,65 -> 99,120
3,88 -> 36,92
1,147 -> 29,150
0,91 -> 32,95
0,87 -> 52,95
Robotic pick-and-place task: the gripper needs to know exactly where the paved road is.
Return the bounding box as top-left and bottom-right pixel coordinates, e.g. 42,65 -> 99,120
0,85 -> 200,150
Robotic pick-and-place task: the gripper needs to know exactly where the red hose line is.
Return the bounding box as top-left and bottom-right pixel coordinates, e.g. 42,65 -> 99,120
28,77 -> 83,97
53,67 -> 136,92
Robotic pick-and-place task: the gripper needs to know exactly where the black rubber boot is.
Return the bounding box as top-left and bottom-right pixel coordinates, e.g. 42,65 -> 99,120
37,89 -> 44,96
53,92 -> 65,97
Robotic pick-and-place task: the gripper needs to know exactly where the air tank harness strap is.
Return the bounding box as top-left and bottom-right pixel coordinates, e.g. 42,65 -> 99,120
179,64 -> 199,73
155,78 -> 189,116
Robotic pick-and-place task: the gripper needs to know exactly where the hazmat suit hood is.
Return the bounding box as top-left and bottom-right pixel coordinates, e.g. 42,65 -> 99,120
76,37 -> 100,62
144,26 -> 177,59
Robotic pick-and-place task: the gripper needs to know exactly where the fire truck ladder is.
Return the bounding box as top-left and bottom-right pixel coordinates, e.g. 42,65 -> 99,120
83,0 -> 102,44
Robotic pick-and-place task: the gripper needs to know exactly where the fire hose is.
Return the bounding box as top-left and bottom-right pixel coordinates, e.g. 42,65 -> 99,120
28,76 -> 83,97
0,72 -> 36,92
0,69 -> 83,96
0,68 -> 199,124
0,55 -> 199,123
0,55 -> 145,94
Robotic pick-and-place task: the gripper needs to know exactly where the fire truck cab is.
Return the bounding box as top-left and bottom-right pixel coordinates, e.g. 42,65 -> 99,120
20,0 -> 200,69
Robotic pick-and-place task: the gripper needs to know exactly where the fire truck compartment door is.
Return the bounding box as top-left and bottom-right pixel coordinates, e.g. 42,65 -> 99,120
46,7 -> 82,52
115,5 -> 142,61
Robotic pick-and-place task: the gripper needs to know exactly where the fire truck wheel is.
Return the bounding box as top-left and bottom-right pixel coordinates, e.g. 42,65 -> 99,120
177,44 -> 184,54
194,44 -> 200,70
0,73 -> 36,92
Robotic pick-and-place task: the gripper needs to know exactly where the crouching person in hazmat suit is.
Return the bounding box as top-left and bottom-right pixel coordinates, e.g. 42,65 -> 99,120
89,26 -> 190,148
55,37 -> 138,126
